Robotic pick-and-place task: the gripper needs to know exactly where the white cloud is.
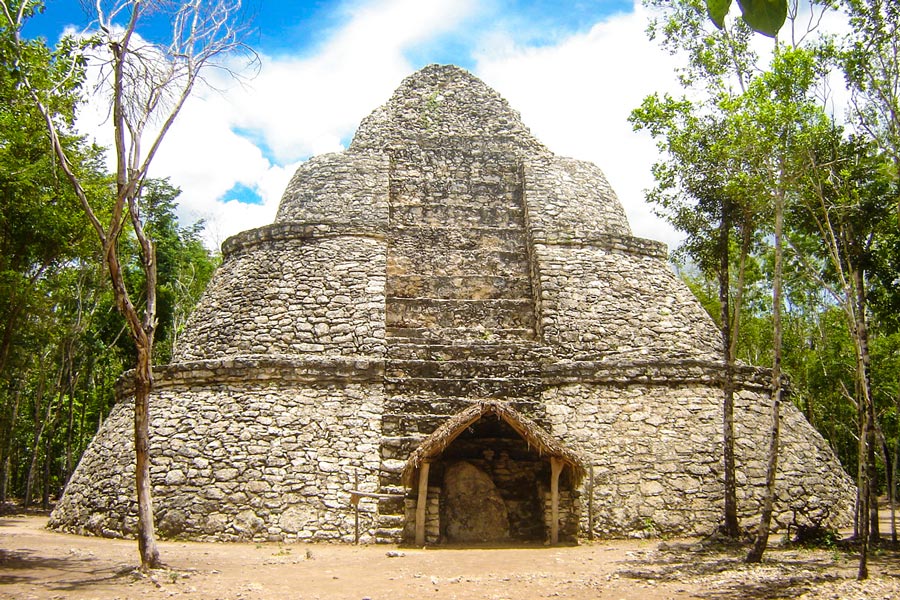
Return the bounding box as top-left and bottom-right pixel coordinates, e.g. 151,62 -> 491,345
143,0 -> 482,248
474,3 -> 684,249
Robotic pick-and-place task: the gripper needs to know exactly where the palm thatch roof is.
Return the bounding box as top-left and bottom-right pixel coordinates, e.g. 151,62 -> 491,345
401,400 -> 586,487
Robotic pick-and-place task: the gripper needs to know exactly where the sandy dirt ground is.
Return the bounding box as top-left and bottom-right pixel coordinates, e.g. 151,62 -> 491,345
1,510 -> 898,600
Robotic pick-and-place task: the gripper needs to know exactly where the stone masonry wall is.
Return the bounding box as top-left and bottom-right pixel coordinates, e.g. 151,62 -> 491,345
274,151 -> 390,226
175,234 -> 386,361
543,383 -> 856,537
51,65 -> 857,545
534,244 -> 722,361
524,156 -> 632,239
50,381 -> 385,543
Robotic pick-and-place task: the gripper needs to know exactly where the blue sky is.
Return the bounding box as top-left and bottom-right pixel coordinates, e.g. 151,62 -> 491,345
27,1 -> 634,57
24,0 -> 685,248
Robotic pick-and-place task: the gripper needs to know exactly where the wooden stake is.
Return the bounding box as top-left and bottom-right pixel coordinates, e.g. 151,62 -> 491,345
551,457 -> 563,545
354,470 -> 360,544
587,464 -> 594,541
415,462 -> 430,546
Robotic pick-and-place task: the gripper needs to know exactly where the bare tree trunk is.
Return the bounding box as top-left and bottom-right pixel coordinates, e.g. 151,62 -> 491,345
23,370 -> 53,508
856,399 -> 864,540
747,186 -> 784,563
875,422 -> 893,547
892,427 -> 898,545
2,0 -> 252,571
41,431 -> 53,509
0,381 -> 23,503
133,347 -> 159,569
719,205 -> 740,538
853,267 -> 876,578
859,409 -> 872,579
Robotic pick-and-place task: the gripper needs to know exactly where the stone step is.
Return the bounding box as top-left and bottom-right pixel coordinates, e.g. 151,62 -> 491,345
389,194 -> 522,210
379,435 -> 427,461
384,376 -> 542,399
379,470 -> 403,488
378,514 -> 405,528
385,298 -> 535,331
374,528 -> 403,543
387,248 -> 529,279
384,358 -> 540,380
384,327 -> 536,343
387,274 -> 531,300
385,340 -> 548,361
382,393 -> 543,413
389,225 -> 528,252
389,202 -> 524,228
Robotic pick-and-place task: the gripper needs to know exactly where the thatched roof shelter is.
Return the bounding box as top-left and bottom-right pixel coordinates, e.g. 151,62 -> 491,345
401,400 -> 586,488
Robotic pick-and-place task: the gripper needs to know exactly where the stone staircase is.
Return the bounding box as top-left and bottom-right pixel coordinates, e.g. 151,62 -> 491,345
374,143 -> 548,541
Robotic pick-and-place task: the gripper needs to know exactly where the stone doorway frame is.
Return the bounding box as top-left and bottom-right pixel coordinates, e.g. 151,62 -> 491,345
401,400 -> 586,546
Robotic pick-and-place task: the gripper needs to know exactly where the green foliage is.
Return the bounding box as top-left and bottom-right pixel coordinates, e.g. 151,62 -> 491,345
705,0 -> 787,37
0,11 -> 219,503
636,0 -> 900,514
123,178 -> 220,363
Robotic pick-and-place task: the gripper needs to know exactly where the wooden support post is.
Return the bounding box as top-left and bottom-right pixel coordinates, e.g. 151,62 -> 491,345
351,492 -> 360,544
587,464 -> 594,541
354,470 -> 360,544
415,462 -> 430,546
550,457 -> 563,545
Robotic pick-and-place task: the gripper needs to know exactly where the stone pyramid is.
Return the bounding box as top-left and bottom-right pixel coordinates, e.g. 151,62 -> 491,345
50,65 -> 854,544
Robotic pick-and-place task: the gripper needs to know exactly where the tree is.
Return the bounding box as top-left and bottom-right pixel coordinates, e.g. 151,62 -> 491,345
737,46 -> 831,563
0,0 -> 253,570
842,0 -> 900,192
0,7 -> 105,504
636,0 -> 764,539
788,131 -> 895,576
637,1 -> 844,560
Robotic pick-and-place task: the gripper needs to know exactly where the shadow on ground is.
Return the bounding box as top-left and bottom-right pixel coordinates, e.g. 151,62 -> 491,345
0,546 -> 136,593
617,542 -> 868,600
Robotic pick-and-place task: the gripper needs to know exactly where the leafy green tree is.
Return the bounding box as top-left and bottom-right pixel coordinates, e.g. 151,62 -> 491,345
733,45 -> 832,563
789,131 -> 896,573
635,0 -> 856,564
636,0 -> 768,539
0,3 -> 109,505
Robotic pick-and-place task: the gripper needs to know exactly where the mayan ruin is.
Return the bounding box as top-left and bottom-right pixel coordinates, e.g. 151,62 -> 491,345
49,64 -> 856,545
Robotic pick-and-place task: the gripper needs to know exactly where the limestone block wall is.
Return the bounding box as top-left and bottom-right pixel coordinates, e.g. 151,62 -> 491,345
175,232 -> 386,361
349,67 -> 546,156
274,152 -> 390,225
524,156 -> 632,239
543,382 -> 855,537
385,143 -> 535,342
534,244 -> 721,361
50,378 -> 385,543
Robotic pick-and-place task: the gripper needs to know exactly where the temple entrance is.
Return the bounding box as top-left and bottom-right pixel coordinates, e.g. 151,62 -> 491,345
437,417 -> 547,543
401,401 -> 584,546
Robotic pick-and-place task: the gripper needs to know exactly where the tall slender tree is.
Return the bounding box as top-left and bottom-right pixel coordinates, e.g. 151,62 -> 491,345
636,0 -> 763,538
0,0 -> 253,569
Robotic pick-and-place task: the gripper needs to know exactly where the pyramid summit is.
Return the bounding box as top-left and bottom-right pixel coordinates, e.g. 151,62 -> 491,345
51,65 -> 854,544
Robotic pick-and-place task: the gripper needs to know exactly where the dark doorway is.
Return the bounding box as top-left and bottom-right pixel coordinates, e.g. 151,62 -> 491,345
433,415 -> 548,543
